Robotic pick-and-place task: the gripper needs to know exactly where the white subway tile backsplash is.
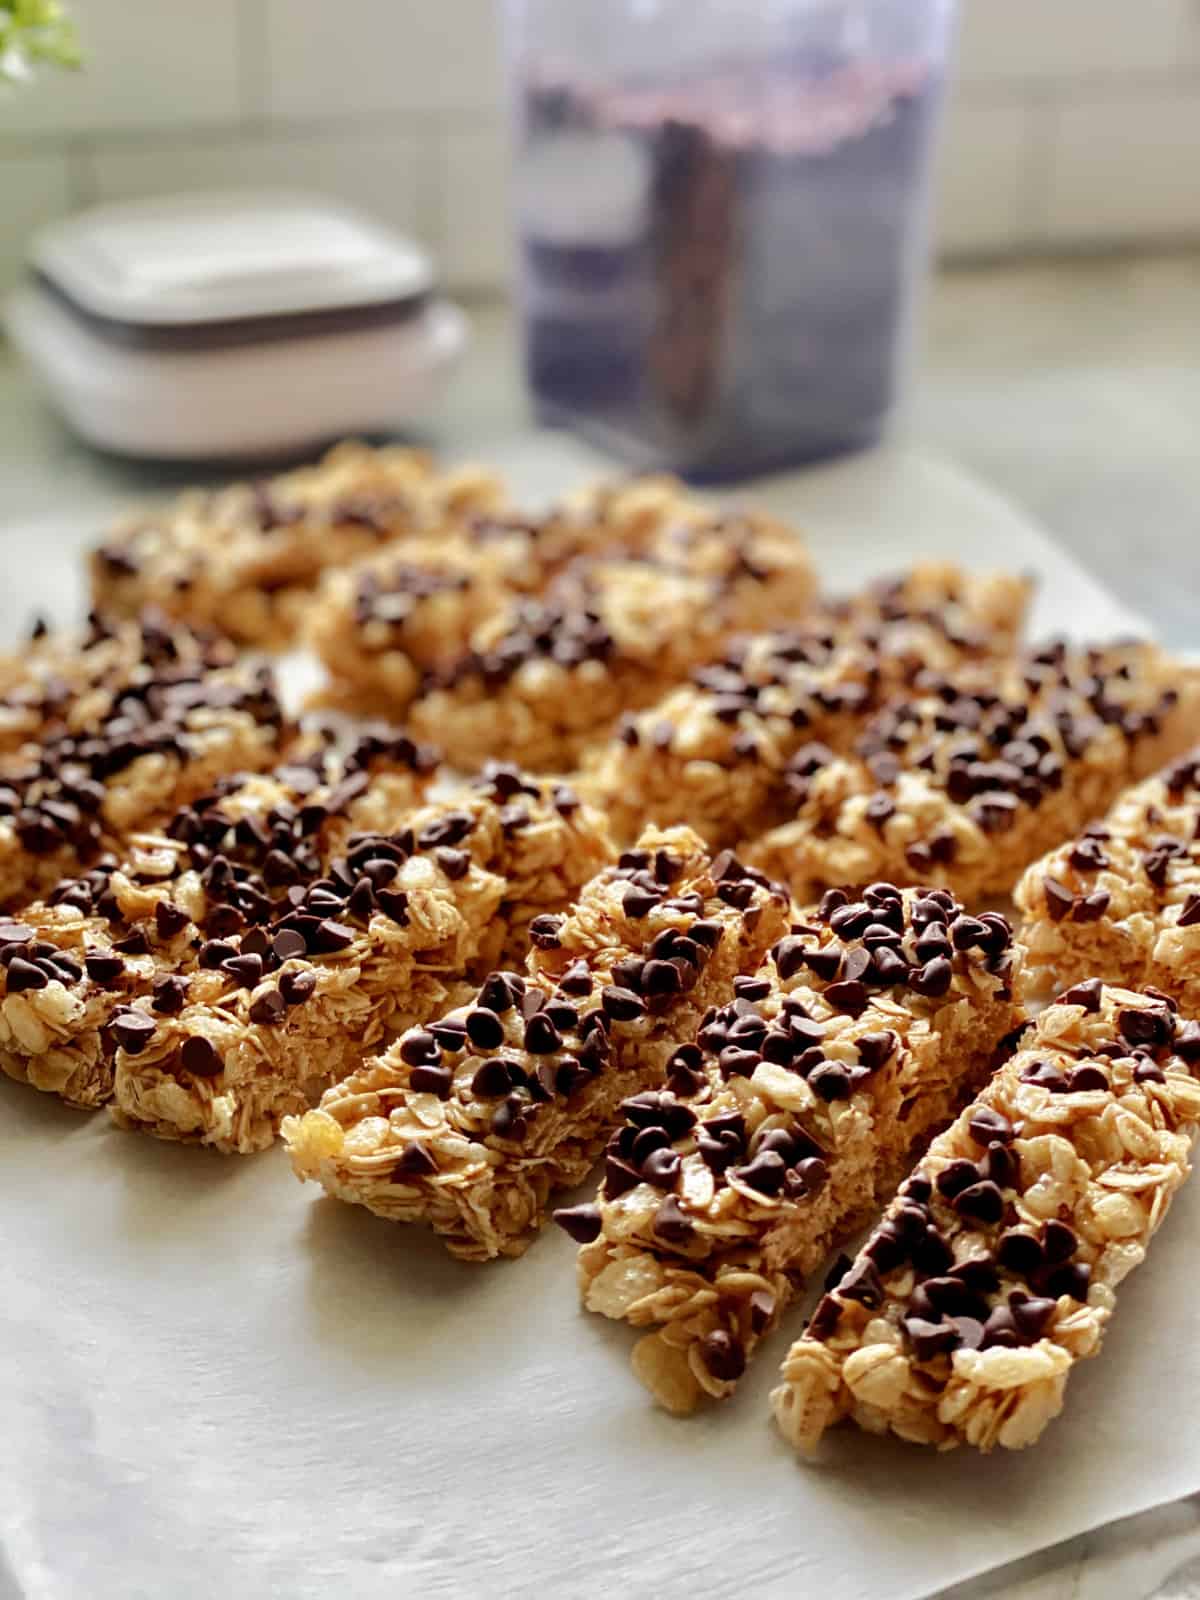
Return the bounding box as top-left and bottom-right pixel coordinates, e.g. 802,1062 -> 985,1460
1044,90 -> 1200,243
956,0 -> 1194,85
932,98 -> 1040,254
439,123 -> 513,291
86,130 -> 426,240
263,0 -> 503,120
0,151 -> 72,292
0,0 -> 240,137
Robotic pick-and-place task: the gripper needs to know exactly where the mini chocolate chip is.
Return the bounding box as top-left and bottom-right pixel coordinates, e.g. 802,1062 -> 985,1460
1119,1006 -> 1171,1047
904,1317 -> 960,1361
935,1159 -> 981,1200
85,951 -> 124,985
953,1180 -> 1005,1224
967,1105 -> 1014,1146
154,900 -> 189,939
405,1063 -> 451,1099
523,1013 -> 562,1054
112,1011 -> 156,1053
1020,1059 -> 1068,1092
910,956 -> 953,998
1043,1219 -> 1078,1263
5,956 -> 47,992
113,929 -> 150,956
152,975 -> 188,1015
1179,892 -> 1200,928
809,1061 -> 852,1101
554,1203 -> 602,1244
249,989 -> 286,1026
279,968 -> 316,1006
622,885 -> 659,918
1066,1064 -> 1109,1092
1043,1260 -> 1091,1301
822,979 -> 868,1017
1042,877 -> 1075,921
733,1150 -> 786,1196
392,1142 -> 437,1179
1011,1295 -> 1057,1340
180,1036 -> 222,1077
223,953 -> 263,989
996,1229 -> 1044,1275
699,1329 -> 745,1382
1072,890 -> 1110,923
653,1196 -> 694,1245
465,1007 -> 506,1050
838,1257 -> 884,1309
601,986 -> 645,1022
471,1058 -> 512,1098
273,929 -> 307,962
1058,977 -> 1104,1012
641,1147 -> 682,1191
399,1029 -> 441,1067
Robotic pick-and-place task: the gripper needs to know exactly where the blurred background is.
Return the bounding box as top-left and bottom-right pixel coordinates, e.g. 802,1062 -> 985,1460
0,0 -> 1197,641
2,0 -> 1199,292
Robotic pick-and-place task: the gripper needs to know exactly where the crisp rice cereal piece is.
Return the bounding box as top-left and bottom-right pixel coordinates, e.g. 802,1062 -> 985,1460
557,881 -> 1022,1412
109,765 -> 614,1152
284,826 -> 792,1258
1015,749 -> 1200,1009
0,729 -> 438,1109
745,640 -> 1200,906
771,982 -> 1200,1454
0,613 -> 289,909
90,443 -> 505,650
583,563 -> 1032,848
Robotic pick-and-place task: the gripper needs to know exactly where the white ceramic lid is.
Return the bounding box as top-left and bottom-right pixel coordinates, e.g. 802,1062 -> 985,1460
30,190 -> 436,327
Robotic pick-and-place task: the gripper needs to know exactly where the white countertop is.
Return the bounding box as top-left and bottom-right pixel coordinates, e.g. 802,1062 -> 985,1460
0,254 -> 1198,1600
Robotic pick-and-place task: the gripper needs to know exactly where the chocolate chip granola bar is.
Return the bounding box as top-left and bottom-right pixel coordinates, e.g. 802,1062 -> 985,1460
91,442 -> 504,650
0,611 -> 288,908
311,476 -> 816,761
772,982 -> 1200,1453
109,765 -> 614,1153
557,880 -> 1021,1413
746,640 -> 1200,906
583,563 -> 1031,848
0,729 -> 437,1110
283,828 -> 791,1258
1015,750 -> 1200,1009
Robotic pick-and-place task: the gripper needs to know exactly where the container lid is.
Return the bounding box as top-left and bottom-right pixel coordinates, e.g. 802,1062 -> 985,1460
30,190 -> 436,328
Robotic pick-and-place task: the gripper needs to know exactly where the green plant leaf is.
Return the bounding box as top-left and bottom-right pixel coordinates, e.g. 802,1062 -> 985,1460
0,0 -> 82,85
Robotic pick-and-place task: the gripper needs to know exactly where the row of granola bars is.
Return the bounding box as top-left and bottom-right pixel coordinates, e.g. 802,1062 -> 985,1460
5,450 -> 1200,1465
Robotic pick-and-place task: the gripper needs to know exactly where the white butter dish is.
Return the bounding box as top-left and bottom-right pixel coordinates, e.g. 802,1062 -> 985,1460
3,190 -> 469,460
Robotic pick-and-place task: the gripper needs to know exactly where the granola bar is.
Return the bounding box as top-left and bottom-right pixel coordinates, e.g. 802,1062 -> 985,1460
284,828 -> 792,1259
90,442 -> 504,649
583,564 -> 1032,848
0,612 -> 288,908
1015,750 -> 1200,1009
745,640 -> 1200,906
772,982 -> 1200,1453
557,881 -> 1021,1413
0,730 -> 438,1110
311,476 -> 816,746
109,766 -> 614,1152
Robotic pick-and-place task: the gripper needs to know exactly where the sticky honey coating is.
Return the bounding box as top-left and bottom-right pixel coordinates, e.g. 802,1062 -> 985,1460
108,765 -> 613,1153
745,639 -> 1200,906
1015,749 -> 1200,1010
283,827 -> 792,1260
0,729 -> 439,1109
561,880 -> 1022,1414
581,563 -> 1032,849
90,442 -> 505,650
772,982 -> 1200,1454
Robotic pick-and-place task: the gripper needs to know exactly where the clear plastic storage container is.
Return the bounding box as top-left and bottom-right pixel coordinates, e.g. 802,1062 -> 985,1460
503,0 -> 956,480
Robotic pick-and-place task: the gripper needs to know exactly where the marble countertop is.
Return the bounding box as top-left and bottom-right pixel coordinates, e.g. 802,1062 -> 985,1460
0,253 -> 1198,1600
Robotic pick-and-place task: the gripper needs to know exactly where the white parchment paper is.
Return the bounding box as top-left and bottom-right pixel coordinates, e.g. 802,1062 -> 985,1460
2,444 -> 1188,1600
